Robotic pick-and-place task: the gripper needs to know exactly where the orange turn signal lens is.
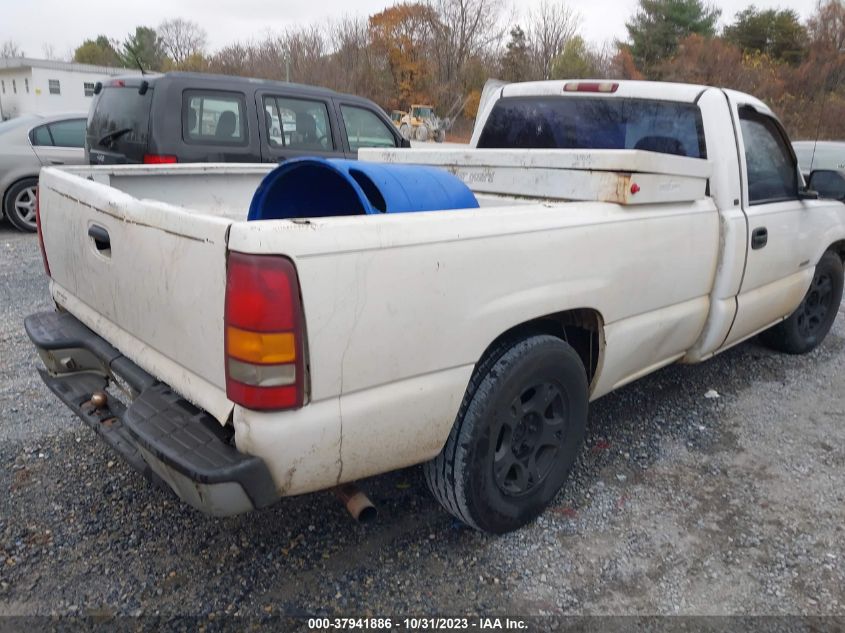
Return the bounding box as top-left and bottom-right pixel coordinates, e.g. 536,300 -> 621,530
226,327 -> 296,365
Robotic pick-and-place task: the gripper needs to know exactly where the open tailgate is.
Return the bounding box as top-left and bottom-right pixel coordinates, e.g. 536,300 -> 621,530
37,166 -> 234,423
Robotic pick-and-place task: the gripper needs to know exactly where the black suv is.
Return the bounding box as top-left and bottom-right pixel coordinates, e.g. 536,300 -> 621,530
86,72 -> 408,165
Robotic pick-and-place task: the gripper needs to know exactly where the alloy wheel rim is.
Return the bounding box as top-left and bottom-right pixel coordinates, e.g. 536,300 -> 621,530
13,186 -> 37,228
493,382 -> 568,496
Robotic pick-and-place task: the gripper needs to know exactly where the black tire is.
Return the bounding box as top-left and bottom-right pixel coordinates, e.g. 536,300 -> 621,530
4,177 -> 39,232
760,251 -> 844,354
424,334 -> 589,534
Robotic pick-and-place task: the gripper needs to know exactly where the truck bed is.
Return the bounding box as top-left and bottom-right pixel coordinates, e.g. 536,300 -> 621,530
37,155 -> 719,496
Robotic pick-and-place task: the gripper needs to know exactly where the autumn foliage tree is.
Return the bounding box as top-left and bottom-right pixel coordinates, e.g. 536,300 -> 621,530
368,3 -> 440,108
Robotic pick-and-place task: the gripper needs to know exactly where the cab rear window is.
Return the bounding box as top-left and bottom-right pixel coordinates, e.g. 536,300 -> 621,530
183,91 -> 247,145
478,96 -> 706,159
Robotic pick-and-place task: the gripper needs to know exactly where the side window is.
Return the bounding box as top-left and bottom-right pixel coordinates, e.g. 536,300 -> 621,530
48,79 -> 61,95
48,119 -> 86,148
183,91 -> 247,145
341,106 -> 397,152
808,171 -> 845,200
739,107 -> 798,204
30,125 -> 53,146
262,96 -> 332,151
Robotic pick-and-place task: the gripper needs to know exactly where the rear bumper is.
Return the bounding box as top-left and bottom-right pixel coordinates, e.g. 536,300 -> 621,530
25,310 -> 280,516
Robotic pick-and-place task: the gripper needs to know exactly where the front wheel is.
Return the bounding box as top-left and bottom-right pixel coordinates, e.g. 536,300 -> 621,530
760,251 -> 844,354
4,177 -> 39,232
424,335 -> 589,534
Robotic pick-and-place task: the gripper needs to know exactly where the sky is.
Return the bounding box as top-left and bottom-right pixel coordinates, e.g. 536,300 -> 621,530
0,0 -> 823,61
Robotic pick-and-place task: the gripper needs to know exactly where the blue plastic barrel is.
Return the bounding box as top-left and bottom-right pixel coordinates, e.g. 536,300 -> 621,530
247,157 -> 479,221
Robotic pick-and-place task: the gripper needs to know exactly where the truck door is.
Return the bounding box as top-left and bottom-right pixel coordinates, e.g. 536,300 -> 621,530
723,103 -> 816,347
256,92 -> 340,163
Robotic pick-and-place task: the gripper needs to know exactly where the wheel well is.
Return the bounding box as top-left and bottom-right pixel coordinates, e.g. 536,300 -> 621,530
481,308 -> 604,386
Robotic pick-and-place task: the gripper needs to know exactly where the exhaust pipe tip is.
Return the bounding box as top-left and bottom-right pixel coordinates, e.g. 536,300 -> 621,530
356,504 -> 378,524
334,483 -> 377,523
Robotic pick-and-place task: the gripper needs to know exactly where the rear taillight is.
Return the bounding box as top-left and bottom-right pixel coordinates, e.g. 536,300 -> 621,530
563,81 -> 619,93
35,186 -> 50,277
225,252 -> 305,410
143,154 -> 178,164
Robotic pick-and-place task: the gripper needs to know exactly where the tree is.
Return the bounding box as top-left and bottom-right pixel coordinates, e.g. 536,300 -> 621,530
807,0 -> 845,53
369,3 -> 440,107
122,26 -> 167,71
430,0 -> 505,92
527,0 -> 580,80
551,35 -> 599,79
501,26 -> 531,81
74,36 -> 123,67
723,6 -> 807,64
1,40 -> 24,58
42,44 -> 58,60
624,0 -> 721,77
609,46 -> 645,79
158,18 -> 207,65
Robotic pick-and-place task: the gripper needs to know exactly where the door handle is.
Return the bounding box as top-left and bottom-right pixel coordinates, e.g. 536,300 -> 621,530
88,224 -> 111,252
49,160 -> 65,165
751,227 -> 768,250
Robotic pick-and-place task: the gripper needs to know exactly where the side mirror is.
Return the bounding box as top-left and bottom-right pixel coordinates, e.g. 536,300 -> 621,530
807,169 -> 845,202
399,137 -> 411,149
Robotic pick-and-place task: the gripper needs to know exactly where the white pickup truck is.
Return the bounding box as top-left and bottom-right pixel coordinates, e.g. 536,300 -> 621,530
27,80 -> 845,534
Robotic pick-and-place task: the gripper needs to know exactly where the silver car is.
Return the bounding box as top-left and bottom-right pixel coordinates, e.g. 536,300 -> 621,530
1,113 -> 87,232
793,140 -> 845,177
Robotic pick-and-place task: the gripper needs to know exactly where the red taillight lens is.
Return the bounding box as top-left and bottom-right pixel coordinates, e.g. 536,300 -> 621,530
563,81 -> 619,93
143,154 -> 178,164
35,186 -> 50,277
225,252 -> 305,411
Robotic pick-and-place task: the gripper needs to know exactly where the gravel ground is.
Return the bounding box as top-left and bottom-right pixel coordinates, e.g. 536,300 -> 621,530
1,223 -> 844,625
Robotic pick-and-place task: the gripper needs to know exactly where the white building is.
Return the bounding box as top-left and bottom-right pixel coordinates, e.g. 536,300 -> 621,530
0,57 -> 142,120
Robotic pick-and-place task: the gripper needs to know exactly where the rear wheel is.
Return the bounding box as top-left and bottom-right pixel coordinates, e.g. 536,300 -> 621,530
760,251 -> 844,354
424,334 -> 588,534
4,178 -> 39,232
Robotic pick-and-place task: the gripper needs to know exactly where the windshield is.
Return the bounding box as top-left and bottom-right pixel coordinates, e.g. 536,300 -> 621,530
478,96 -> 706,159
413,107 -> 433,119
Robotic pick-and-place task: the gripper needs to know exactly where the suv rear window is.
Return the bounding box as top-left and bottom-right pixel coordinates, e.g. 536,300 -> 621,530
478,96 -> 706,159
184,91 -> 247,145
87,86 -> 153,153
